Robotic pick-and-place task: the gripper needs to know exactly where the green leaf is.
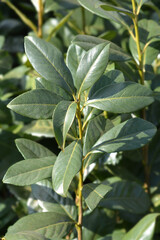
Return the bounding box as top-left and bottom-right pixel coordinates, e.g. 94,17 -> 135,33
5,231 -> 46,240
99,180 -> 150,214
83,115 -> 114,156
82,183 -> 112,210
52,140 -> 82,197
7,89 -> 62,119
32,179 -> 77,220
75,42 -> 110,94
5,212 -> 74,239
72,35 -> 131,62
22,119 -> 54,138
78,0 -> 130,28
83,208 -> 115,240
24,36 -> 75,96
89,70 -> 125,98
15,138 -> 54,159
3,156 -> 56,186
36,77 -> 72,100
123,213 -> 160,240
101,4 -> 134,18
86,82 -> 154,113
66,43 -> 86,81
129,19 -> 160,64
53,101 -> 77,148
91,118 -> 156,154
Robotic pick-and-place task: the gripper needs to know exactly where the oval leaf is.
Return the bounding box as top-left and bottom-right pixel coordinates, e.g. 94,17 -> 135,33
72,35 -> 131,62
123,213 -> 160,240
78,0 -> 129,28
66,43 -> 86,81
15,138 -> 54,159
32,179 -> 77,220
7,89 -> 62,119
91,118 -> 156,154
52,140 -> 82,197
25,36 -> 75,95
3,156 -> 56,186
82,183 -> 112,211
99,180 -> 150,214
5,212 -> 74,239
5,231 -> 46,240
53,101 -> 77,148
86,82 -> 154,113
75,42 -> 110,94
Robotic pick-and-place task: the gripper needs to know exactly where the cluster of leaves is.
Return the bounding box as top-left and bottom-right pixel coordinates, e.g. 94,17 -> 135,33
1,0 -> 160,239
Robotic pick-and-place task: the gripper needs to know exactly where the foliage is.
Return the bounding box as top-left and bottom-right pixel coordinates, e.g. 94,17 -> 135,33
1,0 -> 160,240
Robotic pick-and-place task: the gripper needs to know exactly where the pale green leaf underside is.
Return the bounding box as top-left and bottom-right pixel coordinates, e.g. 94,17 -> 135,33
3,156 -> 56,186
52,140 -> 82,197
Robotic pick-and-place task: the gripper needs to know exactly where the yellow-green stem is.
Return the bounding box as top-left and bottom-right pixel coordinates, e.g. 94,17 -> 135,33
81,7 -> 86,34
76,102 -> 83,240
1,0 -> 37,34
131,0 -> 150,194
38,0 -> 43,38
47,11 -> 73,42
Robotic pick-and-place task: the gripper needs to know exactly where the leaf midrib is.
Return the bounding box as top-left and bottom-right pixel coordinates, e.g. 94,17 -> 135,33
87,95 -> 152,106
5,163 -> 54,182
29,39 -> 73,94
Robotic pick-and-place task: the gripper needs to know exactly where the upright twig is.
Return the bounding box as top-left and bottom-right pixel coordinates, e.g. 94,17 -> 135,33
38,0 -> 44,38
131,0 -> 150,195
1,0 -> 37,34
81,7 -> 86,34
76,101 -> 83,240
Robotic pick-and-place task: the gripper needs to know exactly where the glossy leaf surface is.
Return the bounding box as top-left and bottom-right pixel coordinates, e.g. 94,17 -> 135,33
5,212 -> 74,239
82,183 -> 112,210
36,77 -> 72,100
15,138 -> 54,159
5,231 -> 46,240
52,140 -> 82,196
75,42 -> 110,93
83,115 -> 113,156
78,0 -> 130,28
32,179 -> 77,220
89,70 -> 125,98
86,82 -> 154,113
123,213 -> 160,240
3,156 -> 56,186
7,89 -> 62,119
73,35 -> 131,62
99,180 -> 150,214
66,43 -> 86,81
25,36 -> 75,95
91,118 -> 156,154
53,101 -> 77,148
